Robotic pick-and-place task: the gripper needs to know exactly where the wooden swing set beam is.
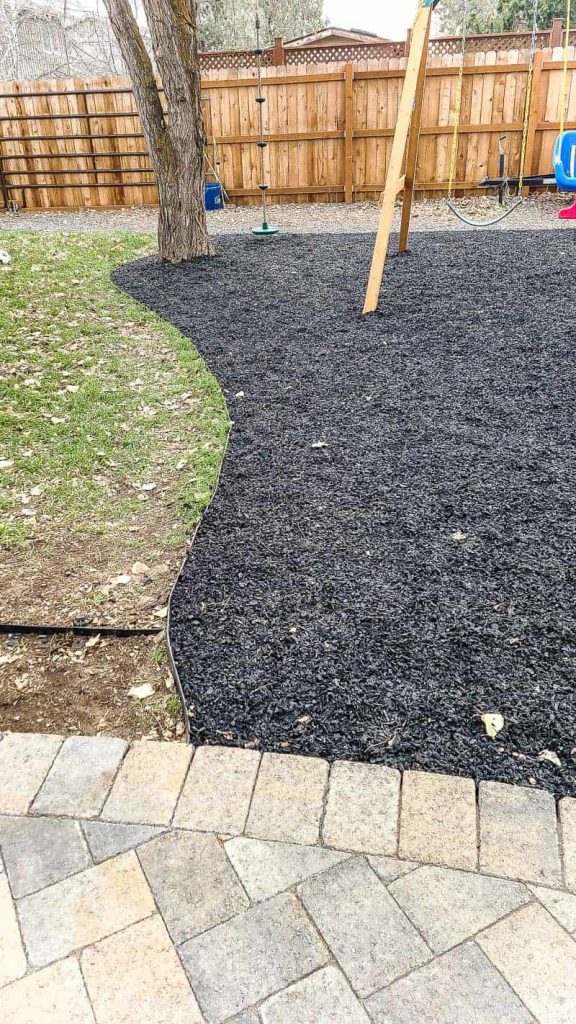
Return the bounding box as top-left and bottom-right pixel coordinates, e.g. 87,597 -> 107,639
363,0 -> 439,314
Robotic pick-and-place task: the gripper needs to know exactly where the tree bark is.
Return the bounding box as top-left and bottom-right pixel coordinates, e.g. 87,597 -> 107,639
103,0 -> 211,262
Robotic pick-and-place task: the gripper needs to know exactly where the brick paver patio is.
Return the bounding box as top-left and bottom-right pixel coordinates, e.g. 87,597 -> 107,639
1,732 -> 576,1023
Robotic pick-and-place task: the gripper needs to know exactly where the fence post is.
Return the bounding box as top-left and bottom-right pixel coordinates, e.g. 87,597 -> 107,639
0,149 -> 9,209
272,37 -> 285,65
405,29 -> 412,57
344,63 -> 354,203
522,49 -> 544,196
550,18 -> 564,48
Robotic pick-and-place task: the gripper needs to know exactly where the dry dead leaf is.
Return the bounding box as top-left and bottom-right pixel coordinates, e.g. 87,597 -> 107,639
451,530 -> 468,542
538,749 -> 561,767
0,459 -> 14,470
128,683 -> 155,700
153,605 -> 168,619
131,561 -> 150,575
0,654 -> 21,666
110,574 -> 132,586
311,441 -> 328,449
481,712 -> 505,739
84,634 -> 101,650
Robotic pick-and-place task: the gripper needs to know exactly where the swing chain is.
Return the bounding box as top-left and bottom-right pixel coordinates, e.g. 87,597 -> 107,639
447,0 -> 540,225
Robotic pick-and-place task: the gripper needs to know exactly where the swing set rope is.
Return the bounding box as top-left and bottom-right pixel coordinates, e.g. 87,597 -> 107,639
446,0 -> 540,226
560,0 -> 572,136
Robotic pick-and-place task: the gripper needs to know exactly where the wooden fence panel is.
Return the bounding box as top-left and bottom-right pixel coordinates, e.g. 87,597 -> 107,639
1,51 -> 576,211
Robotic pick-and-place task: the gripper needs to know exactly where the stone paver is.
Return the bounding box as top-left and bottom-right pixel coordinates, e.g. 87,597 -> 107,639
478,903 -> 576,1024
560,797 -> 576,892
399,771 -> 477,870
82,821 -> 164,863
82,914 -> 203,1024
530,884 -> 576,933
0,733 -> 62,814
261,965 -> 371,1023
180,891 -> 329,1023
246,753 -> 329,845
389,864 -> 530,953
32,735 -> 127,818
1,733 -> 575,1024
0,875 -> 26,988
322,760 -> 400,855
1,957 -> 95,1024
0,815 -> 90,897
18,849 -> 155,967
366,941 -> 533,1024
173,745 -> 260,834
138,829 -> 248,943
102,741 -> 192,826
299,856 -> 430,998
368,855 -> 419,883
224,836 -> 350,902
479,781 -> 562,885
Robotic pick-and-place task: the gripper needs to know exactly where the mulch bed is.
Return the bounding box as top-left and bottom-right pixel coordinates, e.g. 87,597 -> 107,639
115,230 -> 576,795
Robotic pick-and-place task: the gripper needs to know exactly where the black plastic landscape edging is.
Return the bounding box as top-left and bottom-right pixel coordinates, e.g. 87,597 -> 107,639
0,622 -> 161,638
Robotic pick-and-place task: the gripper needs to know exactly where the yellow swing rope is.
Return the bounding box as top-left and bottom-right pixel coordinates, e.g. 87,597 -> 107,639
447,0 -> 540,223
560,0 -> 572,136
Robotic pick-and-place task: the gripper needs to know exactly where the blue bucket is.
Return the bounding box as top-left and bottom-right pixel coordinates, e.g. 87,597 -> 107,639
204,181 -> 223,211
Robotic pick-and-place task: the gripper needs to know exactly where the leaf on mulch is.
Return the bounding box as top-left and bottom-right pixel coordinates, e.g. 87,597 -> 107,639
128,683 -> 155,700
481,712 -> 505,739
311,441 -> 328,449
451,529 -> 468,542
538,749 -> 561,767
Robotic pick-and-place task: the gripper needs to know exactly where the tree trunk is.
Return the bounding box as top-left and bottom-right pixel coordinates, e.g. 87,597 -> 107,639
103,0 -> 211,262
157,150 -> 209,262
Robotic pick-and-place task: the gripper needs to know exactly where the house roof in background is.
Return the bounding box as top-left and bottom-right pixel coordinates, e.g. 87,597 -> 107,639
285,26 -> 391,48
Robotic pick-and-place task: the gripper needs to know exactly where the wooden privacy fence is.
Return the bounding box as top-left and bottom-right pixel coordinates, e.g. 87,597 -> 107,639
0,49 -> 575,211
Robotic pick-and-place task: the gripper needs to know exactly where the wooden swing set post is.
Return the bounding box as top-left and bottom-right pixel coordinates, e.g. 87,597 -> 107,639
363,0 -> 438,314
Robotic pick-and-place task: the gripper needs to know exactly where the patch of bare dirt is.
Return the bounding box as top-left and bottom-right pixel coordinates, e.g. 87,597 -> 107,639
0,631 -> 184,740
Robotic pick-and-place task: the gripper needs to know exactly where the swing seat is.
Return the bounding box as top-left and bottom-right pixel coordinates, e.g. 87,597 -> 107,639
554,132 -> 576,219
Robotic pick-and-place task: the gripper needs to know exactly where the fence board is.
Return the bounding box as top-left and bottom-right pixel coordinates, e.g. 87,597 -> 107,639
1,51 -> 576,211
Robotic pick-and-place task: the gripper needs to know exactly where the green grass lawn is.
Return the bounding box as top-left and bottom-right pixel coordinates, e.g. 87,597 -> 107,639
0,232 -> 229,552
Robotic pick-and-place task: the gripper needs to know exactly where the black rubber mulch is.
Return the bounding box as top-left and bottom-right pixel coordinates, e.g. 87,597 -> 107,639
115,230 -> 576,796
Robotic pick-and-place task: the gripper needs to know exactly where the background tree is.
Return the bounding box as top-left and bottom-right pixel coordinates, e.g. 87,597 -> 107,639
198,0 -> 325,51
437,0 -> 568,33
437,0 -> 500,33
496,0 -> 568,30
103,0 -> 210,263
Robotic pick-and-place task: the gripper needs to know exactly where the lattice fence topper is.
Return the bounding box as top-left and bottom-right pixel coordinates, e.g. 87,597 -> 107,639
284,42 -> 406,65
201,49 -> 273,71
428,31 -> 551,56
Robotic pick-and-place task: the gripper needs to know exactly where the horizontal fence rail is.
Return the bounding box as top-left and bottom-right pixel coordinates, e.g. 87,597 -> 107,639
0,49 -> 575,211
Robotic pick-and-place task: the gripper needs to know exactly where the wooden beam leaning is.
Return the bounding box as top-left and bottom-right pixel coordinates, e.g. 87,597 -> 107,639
399,12 -> 432,252
362,2 -> 434,314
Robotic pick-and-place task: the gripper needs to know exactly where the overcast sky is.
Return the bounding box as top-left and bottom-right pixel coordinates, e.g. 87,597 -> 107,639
324,0 -> 419,40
